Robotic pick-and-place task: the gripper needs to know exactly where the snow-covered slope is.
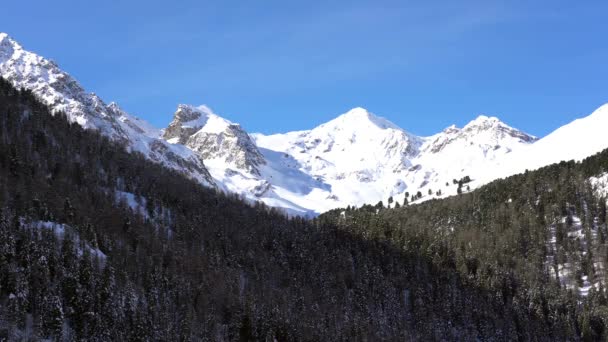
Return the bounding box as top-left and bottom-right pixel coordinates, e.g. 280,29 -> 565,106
408,115 -> 537,200
4,32 -> 608,216
162,104 -> 299,213
0,33 -> 214,186
253,109 -> 536,212
253,108 -> 420,211
478,104 -> 608,183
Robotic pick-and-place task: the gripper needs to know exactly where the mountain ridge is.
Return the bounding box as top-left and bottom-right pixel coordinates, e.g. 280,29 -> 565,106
0,32 -> 216,187
1,32 -> 606,215
1,75 -> 587,340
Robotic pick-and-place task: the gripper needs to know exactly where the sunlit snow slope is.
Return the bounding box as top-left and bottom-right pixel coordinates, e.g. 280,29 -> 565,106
2,32 -> 608,216
475,104 -> 608,186
253,109 -> 537,213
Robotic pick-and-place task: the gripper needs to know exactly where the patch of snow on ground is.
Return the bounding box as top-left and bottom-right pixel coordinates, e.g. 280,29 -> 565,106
28,220 -> 106,260
115,191 -> 150,219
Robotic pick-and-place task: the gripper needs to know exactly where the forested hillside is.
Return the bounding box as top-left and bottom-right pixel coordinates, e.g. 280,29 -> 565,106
321,148 -> 608,341
0,77 -> 606,340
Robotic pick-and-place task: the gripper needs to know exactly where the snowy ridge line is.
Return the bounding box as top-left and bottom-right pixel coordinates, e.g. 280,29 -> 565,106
0,33 -> 215,188
2,32 -> 608,215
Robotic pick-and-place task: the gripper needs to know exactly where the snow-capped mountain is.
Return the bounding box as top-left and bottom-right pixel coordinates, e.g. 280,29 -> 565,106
253,109 -> 537,213
255,107 -> 422,178
195,101 -> 608,215
253,108 -> 422,210
3,32 -> 608,216
162,104 -> 265,174
406,115 -> 538,200
0,33 -> 214,186
478,103 -> 608,184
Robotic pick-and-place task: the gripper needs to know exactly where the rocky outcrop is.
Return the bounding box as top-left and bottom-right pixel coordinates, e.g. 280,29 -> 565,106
163,104 -> 266,175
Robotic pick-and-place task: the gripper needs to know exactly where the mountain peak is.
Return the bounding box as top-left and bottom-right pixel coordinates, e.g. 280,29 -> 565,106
163,104 -> 235,144
163,104 -> 265,175
174,104 -> 209,123
176,104 -> 215,117
423,114 -> 536,156
175,104 -> 235,132
0,32 -> 15,45
0,33 -> 22,56
464,114 -> 502,129
0,33 -> 9,44
171,104 -> 236,131
323,107 -> 401,132
461,115 -> 537,144
343,106 -> 371,118
107,101 -> 121,112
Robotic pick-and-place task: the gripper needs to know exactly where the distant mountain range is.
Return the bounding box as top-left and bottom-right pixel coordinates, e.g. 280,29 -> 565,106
1,32 -> 606,215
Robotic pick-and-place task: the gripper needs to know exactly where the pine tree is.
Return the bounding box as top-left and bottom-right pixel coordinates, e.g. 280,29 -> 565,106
63,198 -> 75,222
41,293 -> 64,339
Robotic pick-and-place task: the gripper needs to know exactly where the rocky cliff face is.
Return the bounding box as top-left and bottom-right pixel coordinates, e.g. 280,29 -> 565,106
162,104 -> 210,144
163,104 -> 265,175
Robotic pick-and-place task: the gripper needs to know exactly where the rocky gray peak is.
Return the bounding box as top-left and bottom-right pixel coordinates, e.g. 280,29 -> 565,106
176,104 -> 212,121
162,104 -> 212,144
163,104 -> 266,175
187,124 -> 266,174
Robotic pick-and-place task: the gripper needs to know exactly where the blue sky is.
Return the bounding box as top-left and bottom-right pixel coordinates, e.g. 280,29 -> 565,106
4,0 -> 608,136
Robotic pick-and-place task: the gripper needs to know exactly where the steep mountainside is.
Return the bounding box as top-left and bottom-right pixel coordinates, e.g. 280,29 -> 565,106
0,76 -> 597,341
162,104 -> 265,175
3,32 -> 608,217
478,104 -> 608,183
253,108 -> 423,211
408,115 -> 538,200
0,33 -> 214,186
253,109 -> 537,212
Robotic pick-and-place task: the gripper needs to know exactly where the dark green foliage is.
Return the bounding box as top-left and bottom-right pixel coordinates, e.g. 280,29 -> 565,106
322,141 -> 608,341
0,77 -> 607,340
